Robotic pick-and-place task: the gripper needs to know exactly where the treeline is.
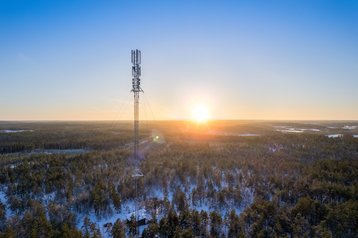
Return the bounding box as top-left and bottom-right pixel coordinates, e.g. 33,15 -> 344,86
0,122 -> 137,153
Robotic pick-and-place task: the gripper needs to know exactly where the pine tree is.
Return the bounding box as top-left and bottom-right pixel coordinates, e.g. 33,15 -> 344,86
3,227 -> 16,238
210,211 -> 222,237
191,210 -> 201,236
112,219 -> 125,238
126,215 -> 137,237
110,184 -> 121,212
61,223 -> 72,238
142,219 -> 158,238
228,210 -> 241,237
200,210 -> 209,237
159,216 -> 169,237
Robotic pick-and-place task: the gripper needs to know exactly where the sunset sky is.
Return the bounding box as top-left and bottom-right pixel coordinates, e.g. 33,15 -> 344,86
0,0 -> 357,120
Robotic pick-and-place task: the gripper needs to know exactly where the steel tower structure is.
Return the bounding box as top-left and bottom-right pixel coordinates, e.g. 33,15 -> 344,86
131,49 -> 143,237
131,49 -> 143,165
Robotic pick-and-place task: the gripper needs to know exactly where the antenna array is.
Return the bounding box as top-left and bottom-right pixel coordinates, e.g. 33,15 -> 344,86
131,49 -> 143,166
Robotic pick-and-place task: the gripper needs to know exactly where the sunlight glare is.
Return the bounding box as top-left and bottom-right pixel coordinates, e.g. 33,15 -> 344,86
191,104 -> 209,123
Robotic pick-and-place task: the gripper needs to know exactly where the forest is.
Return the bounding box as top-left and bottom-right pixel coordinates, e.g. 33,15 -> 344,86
0,121 -> 357,238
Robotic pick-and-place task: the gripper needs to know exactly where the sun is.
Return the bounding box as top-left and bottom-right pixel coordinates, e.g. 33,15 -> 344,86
191,104 -> 209,123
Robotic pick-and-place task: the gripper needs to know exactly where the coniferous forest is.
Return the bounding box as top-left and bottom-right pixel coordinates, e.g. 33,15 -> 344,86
0,121 -> 357,238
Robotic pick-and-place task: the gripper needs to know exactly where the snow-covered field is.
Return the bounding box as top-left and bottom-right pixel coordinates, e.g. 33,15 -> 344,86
208,130 -> 260,137
327,134 -> 343,138
274,126 -> 320,133
342,125 -> 357,130
0,129 -> 33,133
30,149 -> 89,155
238,133 -> 260,137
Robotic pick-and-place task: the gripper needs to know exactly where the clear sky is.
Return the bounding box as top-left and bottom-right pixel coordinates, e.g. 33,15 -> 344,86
0,0 -> 357,120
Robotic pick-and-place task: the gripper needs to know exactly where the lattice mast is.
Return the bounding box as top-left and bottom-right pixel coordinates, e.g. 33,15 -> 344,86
131,49 -> 142,165
131,49 -> 143,237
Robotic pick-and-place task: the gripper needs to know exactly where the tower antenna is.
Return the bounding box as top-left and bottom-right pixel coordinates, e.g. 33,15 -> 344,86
131,49 -> 143,166
131,49 -> 143,237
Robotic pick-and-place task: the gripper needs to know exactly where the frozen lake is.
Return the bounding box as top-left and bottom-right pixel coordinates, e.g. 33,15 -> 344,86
208,130 -> 260,137
342,125 -> 357,130
274,126 -> 320,133
0,129 -> 33,133
30,149 -> 89,155
327,134 -> 343,138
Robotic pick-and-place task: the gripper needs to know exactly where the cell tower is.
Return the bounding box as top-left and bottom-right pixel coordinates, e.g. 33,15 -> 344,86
131,49 -> 143,166
131,49 -> 143,237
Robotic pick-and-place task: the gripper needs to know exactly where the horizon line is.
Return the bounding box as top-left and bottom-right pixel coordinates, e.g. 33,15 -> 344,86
1,119 -> 358,122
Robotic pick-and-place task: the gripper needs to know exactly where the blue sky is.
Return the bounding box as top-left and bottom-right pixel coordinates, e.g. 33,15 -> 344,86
0,0 -> 357,120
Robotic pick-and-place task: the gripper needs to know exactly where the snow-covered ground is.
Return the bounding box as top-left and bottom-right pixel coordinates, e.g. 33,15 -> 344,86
1,164 -> 255,237
42,191 -> 56,206
268,144 -> 284,153
342,125 -> 357,130
327,134 -> 343,138
76,201 -> 148,238
274,126 -> 320,133
0,187 -> 60,221
0,129 -> 33,133
30,149 -> 89,155
277,129 -> 303,133
238,133 -> 260,137
208,130 -> 260,137
0,186 -> 10,218
73,176 -> 255,237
